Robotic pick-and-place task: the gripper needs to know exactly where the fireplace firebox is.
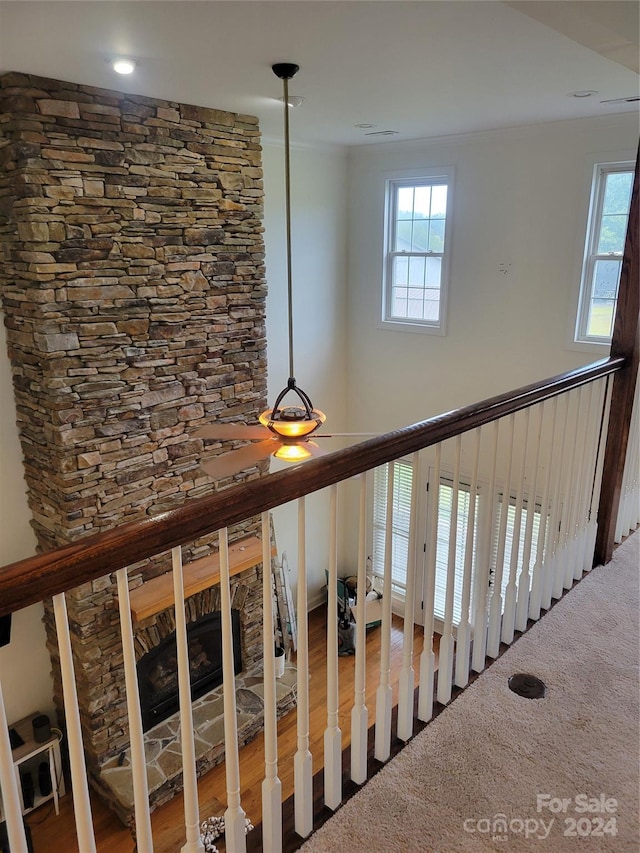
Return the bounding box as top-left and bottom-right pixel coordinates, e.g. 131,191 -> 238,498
137,610 -> 242,732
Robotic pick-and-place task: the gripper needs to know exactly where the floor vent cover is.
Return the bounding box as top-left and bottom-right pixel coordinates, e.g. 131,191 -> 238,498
508,673 -> 547,699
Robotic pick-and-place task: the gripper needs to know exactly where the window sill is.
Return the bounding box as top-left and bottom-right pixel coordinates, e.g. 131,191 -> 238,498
377,319 -> 446,336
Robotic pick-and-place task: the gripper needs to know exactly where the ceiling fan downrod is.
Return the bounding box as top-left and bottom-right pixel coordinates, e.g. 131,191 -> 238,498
264,63 -> 326,438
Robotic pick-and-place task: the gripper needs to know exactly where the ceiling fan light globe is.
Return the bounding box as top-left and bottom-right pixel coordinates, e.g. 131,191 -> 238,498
259,407 -> 326,438
273,442 -> 314,463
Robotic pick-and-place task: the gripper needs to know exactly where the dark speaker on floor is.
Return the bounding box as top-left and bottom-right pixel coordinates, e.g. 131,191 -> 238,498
20,770 -> 34,810
39,760 -> 52,797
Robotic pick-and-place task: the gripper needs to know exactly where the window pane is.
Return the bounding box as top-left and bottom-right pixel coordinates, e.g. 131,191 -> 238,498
395,220 -> 412,251
408,256 -> 425,286
587,298 -> 615,338
597,214 -> 628,254
425,256 -> 442,287
423,288 -> 440,321
397,187 -> 414,218
393,255 -> 409,286
412,219 -> 429,251
428,219 -> 446,253
430,184 -> 447,218
592,259 -> 621,299
602,171 -> 633,215
413,186 -> 432,218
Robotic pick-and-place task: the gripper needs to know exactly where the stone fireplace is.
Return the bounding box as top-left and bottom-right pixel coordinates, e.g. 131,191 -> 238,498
0,72 -> 295,822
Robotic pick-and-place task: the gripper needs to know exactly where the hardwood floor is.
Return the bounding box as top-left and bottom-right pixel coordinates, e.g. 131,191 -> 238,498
26,609 -> 434,853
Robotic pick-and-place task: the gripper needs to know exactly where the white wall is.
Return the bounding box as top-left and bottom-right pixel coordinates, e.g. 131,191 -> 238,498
345,113 -> 637,434
262,142 -> 349,608
0,318 -> 55,724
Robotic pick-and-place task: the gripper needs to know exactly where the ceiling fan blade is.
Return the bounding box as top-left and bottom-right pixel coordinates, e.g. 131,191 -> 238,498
305,440 -> 325,457
195,423 -> 270,440
315,432 -> 379,438
201,438 -> 276,480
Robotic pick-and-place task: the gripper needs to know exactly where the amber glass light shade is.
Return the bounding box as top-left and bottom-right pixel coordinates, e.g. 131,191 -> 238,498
273,442 -> 317,462
259,407 -> 326,438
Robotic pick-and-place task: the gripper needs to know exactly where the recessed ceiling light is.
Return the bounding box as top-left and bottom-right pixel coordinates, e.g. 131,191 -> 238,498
112,58 -> 136,75
355,123 -> 375,129
569,90 -> 598,98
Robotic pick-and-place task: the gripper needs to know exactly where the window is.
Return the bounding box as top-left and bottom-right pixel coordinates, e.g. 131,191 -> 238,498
576,163 -> 634,344
371,459 -> 545,627
371,459 -> 413,596
382,171 -> 452,333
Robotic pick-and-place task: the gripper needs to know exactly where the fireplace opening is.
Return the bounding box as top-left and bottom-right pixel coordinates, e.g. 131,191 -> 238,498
137,610 -> 242,732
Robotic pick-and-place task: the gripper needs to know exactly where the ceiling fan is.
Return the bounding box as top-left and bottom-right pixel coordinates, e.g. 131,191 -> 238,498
197,64 -> 367,481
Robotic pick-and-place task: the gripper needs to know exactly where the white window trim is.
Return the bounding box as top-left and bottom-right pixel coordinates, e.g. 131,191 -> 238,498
569,156 -> 634,352
379,166 -> 453,336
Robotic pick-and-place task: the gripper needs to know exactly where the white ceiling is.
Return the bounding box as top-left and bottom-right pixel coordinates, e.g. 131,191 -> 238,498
0,1 -> 638,147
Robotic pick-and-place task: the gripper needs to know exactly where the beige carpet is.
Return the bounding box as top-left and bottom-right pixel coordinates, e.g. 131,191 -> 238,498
300,531 -> 640,852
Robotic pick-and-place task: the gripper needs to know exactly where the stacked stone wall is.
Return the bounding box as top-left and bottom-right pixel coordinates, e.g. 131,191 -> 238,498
0,72 -> 269,786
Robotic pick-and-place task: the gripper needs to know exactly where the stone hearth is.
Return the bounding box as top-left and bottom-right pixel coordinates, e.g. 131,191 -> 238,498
98,661 -> 297,825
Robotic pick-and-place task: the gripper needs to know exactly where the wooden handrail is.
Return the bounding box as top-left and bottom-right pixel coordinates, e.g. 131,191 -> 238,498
0,356 -> 624,617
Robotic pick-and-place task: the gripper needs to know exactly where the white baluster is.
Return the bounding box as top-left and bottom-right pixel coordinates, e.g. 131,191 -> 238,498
115,568 -> 153,853
0,677 -> 28,853
294,498 -> 313,837
515,403 -> 544,632
487,415 -> 514,658
52,592 -> 97,853
324,485 -> 342,808
218,532 -> 246,853
543,394 -> 570,608
418,443 -> 441,722
573,383 -> 597,577
261,513 -> 282,850
351,475 -> 369,784
587,378 -> 613,563
375,465 -> 394,760
471,420 -> 498,673
502,408 -> 531,645
397,451 -> 420,740
171,547 -> 206,853
455,429 -> 480,687
553,391 -> 577,599
529,397 -> 558,621
562,387 -> 587,589
437,436 -> 461,705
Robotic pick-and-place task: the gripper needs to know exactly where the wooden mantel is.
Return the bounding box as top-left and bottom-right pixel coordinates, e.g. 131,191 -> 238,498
129,535 -> 273,622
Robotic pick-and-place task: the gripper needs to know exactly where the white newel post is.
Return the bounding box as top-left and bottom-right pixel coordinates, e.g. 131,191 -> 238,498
375,464 -> 394,760
0,678 -> 28,853
261,513 -> 282,852
52,592 -> 97,853
351,475 -> 369,784
294,497 -> 313,838
324,484 -> 342,809
115,568 -> 154,853
397,452 -> 420,740
172,547 -> 205,853
218,531 -> 247,853
418,442 -> 441,721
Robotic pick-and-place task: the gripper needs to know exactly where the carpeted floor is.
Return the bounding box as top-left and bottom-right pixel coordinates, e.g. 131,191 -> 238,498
300,531 -> 640,852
